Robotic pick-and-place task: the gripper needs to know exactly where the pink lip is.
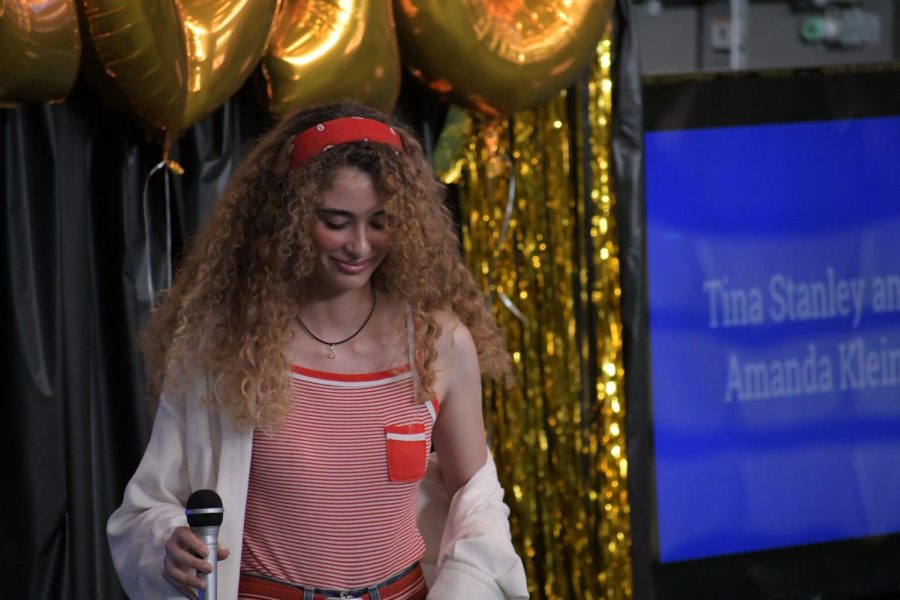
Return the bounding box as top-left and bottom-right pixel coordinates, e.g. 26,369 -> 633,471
332,258 -> 372,274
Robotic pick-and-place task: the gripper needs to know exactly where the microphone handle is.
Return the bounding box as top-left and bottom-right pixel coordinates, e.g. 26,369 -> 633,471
192,526 -> 219,600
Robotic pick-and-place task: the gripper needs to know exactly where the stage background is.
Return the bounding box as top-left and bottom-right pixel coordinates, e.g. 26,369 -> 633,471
0,4 -> 642,597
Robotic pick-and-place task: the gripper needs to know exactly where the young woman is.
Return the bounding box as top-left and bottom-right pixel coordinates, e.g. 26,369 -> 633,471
107,101 -> 528,599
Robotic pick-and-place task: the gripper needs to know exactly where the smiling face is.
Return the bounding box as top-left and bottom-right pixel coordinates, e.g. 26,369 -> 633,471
309,166 -> 390,295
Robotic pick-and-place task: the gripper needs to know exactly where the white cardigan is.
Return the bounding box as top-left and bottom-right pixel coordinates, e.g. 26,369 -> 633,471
107,376 -> 529,599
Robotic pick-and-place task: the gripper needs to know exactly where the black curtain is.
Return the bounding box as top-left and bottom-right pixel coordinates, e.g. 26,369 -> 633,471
609,0 -> 650,598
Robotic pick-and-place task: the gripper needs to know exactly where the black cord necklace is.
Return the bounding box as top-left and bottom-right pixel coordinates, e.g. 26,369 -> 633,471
296,288 -> 377,359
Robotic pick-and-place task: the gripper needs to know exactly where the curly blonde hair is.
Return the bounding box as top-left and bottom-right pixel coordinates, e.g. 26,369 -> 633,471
141,101 -> 512,429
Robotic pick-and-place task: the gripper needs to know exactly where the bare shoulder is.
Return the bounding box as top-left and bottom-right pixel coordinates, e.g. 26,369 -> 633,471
430,310 -> 480,402
432,311 -> 477,367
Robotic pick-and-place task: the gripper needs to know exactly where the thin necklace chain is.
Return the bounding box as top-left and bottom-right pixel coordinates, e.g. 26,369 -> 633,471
295,288 -> 377,359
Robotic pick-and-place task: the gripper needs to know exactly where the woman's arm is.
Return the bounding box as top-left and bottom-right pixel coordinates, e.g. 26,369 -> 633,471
431,314 -> 488,496
107,390 -> 195,599
428,314 -> 529,599
107,382 -> 231,600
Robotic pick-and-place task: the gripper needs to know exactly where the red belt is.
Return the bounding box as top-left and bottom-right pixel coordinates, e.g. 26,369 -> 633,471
238,563 -> 427,600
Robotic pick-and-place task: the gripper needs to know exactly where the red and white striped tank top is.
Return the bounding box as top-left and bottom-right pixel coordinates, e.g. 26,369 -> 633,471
240,330 -> 440,589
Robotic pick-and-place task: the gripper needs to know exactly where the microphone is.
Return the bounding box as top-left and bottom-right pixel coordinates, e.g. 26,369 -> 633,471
185,489 -> 224,600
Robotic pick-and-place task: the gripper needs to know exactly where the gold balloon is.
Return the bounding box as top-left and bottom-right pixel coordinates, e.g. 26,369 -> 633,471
0,0 -> 81,106
262,0 -> 401,115
394,0 -> 613,117
78,0 -> 278,149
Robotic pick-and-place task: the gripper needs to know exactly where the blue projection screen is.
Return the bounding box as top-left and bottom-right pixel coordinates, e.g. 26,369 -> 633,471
646,115 -> 900,564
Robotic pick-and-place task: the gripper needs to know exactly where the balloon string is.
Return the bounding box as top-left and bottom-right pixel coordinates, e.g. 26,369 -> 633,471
486,152 -> 526,323
141,160 -> 175,307
165,167 -> 172,289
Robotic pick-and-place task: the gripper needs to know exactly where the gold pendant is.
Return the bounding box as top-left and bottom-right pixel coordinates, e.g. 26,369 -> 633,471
327,344 -> 337,359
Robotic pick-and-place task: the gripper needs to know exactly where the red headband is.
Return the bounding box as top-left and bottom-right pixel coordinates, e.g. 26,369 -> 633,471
289,117 -> 403,171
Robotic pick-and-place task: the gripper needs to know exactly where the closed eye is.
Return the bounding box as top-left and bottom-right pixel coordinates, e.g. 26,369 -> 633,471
321,220 -> 349,230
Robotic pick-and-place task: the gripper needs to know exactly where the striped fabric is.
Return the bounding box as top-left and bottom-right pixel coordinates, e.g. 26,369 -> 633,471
240,363 -> 440,590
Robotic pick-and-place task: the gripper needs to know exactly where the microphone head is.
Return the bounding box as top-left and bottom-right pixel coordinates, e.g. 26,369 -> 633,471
186,489 -> 224,528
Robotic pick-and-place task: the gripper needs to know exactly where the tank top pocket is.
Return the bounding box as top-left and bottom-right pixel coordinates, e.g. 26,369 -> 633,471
384,423 -> 427,482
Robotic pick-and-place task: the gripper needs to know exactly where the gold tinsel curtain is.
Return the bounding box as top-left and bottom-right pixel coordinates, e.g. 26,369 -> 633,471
445,36 -> 631,599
